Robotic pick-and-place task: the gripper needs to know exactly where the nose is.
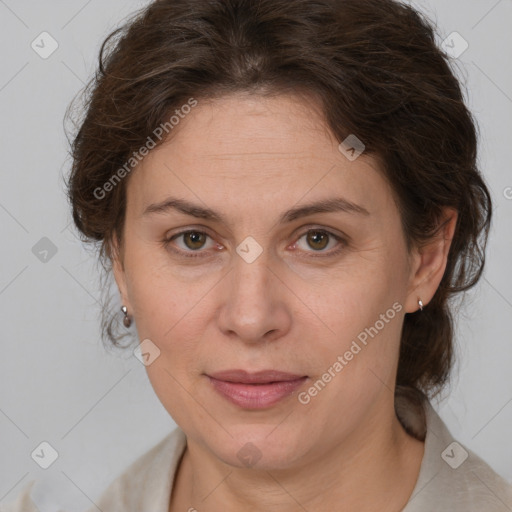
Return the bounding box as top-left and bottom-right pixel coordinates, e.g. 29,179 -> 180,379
216,251 -> 292,344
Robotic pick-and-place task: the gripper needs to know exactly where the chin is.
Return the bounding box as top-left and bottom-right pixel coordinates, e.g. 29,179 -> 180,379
206,423 -> 309,471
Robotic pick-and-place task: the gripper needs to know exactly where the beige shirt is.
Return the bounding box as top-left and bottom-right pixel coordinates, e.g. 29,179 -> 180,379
2,400 -> 512,511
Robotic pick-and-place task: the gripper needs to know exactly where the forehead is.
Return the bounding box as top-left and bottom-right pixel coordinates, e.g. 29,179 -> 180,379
166,92 -> 338,164
126,93 -> 393,221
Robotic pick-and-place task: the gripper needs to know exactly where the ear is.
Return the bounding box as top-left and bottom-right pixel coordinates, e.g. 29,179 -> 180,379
404,207 -> 458,313
110,236 -> 132,312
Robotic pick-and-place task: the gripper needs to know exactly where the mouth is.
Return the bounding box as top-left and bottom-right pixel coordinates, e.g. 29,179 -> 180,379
206,369 -> 308,409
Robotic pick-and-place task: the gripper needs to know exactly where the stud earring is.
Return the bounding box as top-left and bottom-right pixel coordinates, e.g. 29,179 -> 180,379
121,305 -> 132,328
418,299 -> 424,312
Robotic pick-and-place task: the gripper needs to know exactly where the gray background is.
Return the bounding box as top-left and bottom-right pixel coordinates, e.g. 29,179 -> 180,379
0,0 -> 511,510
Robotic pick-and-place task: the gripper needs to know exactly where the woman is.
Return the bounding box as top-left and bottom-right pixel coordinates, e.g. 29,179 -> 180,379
4,0 -> 511,510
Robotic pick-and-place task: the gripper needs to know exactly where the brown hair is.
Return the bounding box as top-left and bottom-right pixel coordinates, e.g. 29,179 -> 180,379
65,0 -> 491,409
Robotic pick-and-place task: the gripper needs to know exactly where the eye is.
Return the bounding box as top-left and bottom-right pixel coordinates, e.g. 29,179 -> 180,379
293,229 -> 345,256
163,230 -> 219,258
178,231 -> 209,250
163,227 -> 347,260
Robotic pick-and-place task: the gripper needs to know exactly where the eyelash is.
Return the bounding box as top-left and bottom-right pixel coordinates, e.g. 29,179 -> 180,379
161,228 -> 347,259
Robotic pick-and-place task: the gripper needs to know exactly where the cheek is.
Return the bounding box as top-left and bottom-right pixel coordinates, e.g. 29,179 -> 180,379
132,287 -> 209,429
311,288 -> 403,375
123,243 -> 191,334
295,251 -> 407,391
296,290 -> 404,429
304,254 -> 403,334
130,277 -> 207,361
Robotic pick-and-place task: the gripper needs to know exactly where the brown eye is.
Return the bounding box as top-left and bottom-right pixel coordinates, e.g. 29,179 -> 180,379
293,229 -> 346,257
163,229 -> 223,259
182,231 -> 208,250
306,230 -> 330,251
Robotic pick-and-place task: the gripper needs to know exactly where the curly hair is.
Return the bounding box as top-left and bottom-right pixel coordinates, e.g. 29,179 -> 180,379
64,0 -> 492,410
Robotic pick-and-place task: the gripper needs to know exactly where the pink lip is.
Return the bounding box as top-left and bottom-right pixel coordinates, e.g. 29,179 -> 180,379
206,369 -> 308,409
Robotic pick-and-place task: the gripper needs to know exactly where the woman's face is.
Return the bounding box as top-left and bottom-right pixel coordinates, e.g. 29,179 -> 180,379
113,92 -> 422,470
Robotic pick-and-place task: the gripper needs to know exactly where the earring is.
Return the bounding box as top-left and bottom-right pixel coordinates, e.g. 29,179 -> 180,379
418,299 -> 424,312
121,305 -> 132,328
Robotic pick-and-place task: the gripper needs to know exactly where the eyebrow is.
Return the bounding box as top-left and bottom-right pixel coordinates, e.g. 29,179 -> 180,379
142,196 -> 370,224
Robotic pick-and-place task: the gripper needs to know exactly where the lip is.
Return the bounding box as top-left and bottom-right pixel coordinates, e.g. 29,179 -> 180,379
208,369 -> 305,384
206,369 -> 308,409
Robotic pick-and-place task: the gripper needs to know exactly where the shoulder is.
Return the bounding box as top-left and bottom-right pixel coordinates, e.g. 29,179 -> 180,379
85,426 -> 187,512
0,427 -> 187,512
402,399 -> 512,512
0,481 -> 38,512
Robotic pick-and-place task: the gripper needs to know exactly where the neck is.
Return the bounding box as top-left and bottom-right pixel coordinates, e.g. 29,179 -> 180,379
170,399 -> 425,512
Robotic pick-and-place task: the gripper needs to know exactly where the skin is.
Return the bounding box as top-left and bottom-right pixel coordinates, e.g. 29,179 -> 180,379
111,91 -> 458,512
